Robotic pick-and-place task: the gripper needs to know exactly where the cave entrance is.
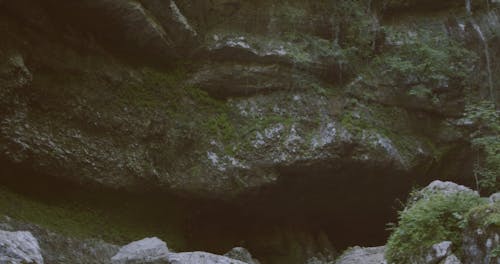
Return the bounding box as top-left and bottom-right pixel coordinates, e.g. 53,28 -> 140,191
186,162 -> 424,255
0,158 -> 433,263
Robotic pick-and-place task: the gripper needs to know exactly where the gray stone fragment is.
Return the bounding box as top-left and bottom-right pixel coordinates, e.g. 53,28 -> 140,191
425,241 -> 452,264
224,247 -> 259,264
335,246 -> 386,264
440,254 -> 462,264
489,192 -> 500,203
167,251 -> 248,264
0,230 -> 44,264
111,237 -> 169,264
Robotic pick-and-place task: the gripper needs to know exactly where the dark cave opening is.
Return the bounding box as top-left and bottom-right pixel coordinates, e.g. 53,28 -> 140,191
0,158 -> 474,263
188,162 -> 423,253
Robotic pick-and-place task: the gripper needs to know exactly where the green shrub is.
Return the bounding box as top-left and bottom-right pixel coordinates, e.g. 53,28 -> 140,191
492,246 -> 500,258
467,200 -> 500,228
465,101 -> 500,194
372,32 -> 476,102
385,191 -> 485,263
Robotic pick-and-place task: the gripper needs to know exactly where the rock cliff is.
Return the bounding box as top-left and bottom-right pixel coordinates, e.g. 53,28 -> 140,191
0,0 -> 499,263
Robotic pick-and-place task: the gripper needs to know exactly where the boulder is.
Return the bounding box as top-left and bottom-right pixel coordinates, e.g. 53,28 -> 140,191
0,216 -> 119,264
111,237 -> 169,264
224,247 -> 259,264
489,192 -> 500,203
421,181 -> 477,196
335,246 -> 386,264
0,230 -> 44,264
111,237 -> 248,264
408,181 -> 479,204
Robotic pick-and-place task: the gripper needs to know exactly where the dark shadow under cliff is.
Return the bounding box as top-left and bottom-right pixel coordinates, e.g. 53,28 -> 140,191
0,157 -> 477,263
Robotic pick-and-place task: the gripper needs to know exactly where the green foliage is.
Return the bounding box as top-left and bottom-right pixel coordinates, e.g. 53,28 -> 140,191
340,110 -> 369,134
281,32 -> 342,64
331,0 -> 377,63
408,85 -> 438,103
204,113 -> 236,142
374,32 -> 476,103
465,101 -> 500,194
492,246 -> 500,258
465,101 -> 500,132
386,191 -> 485,263
115,67 -> 226,113
121,67 -> 237,143
467,201 -> 500,228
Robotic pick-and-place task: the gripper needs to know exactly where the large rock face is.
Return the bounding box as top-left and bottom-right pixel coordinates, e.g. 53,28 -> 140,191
0,1 -> 499,263
2,0 -> 497,200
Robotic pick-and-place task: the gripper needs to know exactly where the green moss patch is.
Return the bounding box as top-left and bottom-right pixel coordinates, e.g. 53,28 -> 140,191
0,185 -> 188,249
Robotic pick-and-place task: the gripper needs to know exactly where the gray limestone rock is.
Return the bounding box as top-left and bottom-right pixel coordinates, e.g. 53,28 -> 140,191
425,241 -> 452,264
111,238 -> 249,264
0,230 -> 44,264
489,192 -> 500,203
422,181 -> 477,197
111,237 -> 169,264
439,254 -> 462,264
224,247 -> 259,264
0,216 -> 119,264
410,181 -> 479,204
